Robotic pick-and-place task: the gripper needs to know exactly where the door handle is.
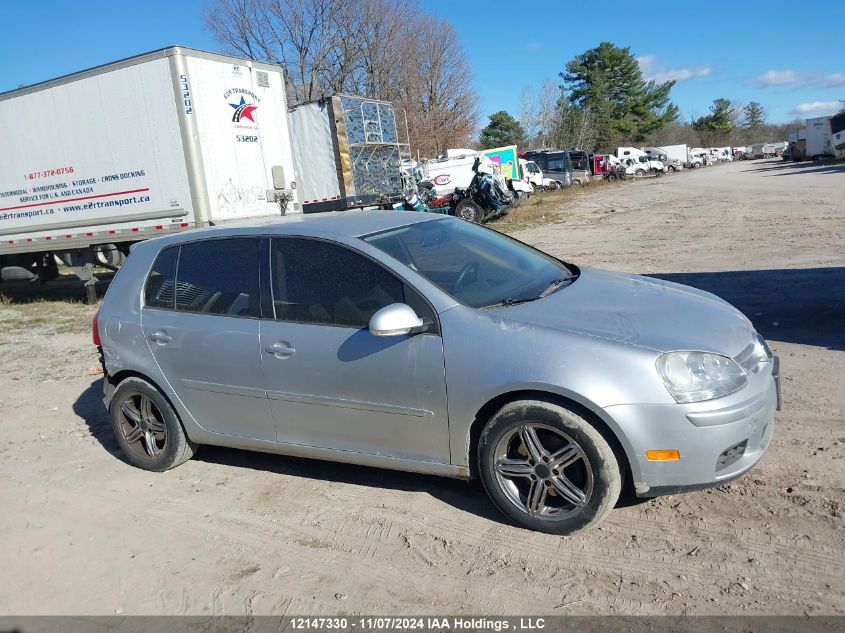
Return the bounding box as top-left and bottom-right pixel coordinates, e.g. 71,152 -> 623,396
265,341 -> 295,357
147,330 -> 172,345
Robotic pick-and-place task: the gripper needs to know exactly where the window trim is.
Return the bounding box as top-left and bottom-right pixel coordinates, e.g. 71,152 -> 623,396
266,235 -> 441,334
141,235 -> 264,320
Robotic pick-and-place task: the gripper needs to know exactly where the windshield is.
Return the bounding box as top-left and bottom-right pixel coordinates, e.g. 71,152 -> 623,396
363,219 -> 574,309
569,154 -> 588,171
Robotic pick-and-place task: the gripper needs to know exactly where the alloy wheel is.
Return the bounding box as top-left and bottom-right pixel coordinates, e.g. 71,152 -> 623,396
117,393 -> 167,460
493,423 -> 593,520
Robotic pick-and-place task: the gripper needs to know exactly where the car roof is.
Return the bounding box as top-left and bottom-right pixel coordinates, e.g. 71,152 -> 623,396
133,210 -> 450,251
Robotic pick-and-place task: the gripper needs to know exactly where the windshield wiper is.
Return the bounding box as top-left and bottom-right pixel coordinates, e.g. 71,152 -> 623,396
539,277 -> 571,297
484,296 -> 539,308
484,277 -> 572,309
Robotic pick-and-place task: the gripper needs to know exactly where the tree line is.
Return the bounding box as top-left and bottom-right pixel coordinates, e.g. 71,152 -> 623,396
205,6 -> 827,158
487,42 -> 806,152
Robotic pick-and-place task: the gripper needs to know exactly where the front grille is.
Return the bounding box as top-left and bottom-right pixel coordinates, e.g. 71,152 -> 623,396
716,440 -> 747,471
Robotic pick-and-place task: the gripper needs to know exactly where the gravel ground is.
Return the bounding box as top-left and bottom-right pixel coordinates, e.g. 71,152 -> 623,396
0,158 -> 843,616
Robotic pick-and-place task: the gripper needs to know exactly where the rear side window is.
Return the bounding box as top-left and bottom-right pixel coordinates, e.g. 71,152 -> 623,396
144,246 -> 178,310
174,238 -> 260,317
271,237 -> 432,328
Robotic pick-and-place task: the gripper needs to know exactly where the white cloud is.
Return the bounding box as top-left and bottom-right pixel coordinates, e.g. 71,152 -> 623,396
792,101 -> 842,116
821,72 -> 845,88
637,55 -> 711,83
752,69 -> 845,88
752,69 -> 799,86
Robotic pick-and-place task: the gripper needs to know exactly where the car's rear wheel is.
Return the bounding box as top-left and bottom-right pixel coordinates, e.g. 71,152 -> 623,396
478,400 -> 621,534
110,377 -> 196,471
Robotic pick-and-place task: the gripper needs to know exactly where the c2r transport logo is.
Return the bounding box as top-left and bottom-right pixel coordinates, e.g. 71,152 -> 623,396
224,88 -> 261,124
229,96 -> 257,123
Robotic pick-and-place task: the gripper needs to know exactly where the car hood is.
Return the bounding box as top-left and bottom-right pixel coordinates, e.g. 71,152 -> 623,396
489,267 -> 755,356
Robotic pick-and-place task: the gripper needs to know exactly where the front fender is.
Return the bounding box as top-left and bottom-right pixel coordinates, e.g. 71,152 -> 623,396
439,306 -> 667,470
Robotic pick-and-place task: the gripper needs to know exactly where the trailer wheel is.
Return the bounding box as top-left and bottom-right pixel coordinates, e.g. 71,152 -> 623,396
455,199 -> 484,224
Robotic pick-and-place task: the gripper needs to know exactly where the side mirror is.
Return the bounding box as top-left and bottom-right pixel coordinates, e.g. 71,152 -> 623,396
368,303 -> 424,337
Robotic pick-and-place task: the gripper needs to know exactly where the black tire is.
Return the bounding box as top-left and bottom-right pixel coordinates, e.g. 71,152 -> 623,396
547,181 -> 560,191
454,199 -> 484,224
606,173 -> 618,182
478,400 -> 621,535
634,169 -> 646,177
0,266 -> 38,282
110,377 -> 197,472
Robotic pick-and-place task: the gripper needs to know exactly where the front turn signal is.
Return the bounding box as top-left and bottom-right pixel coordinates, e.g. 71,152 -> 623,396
645,449 -> 681,461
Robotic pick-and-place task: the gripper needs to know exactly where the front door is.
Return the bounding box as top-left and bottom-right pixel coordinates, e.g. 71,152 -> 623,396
259,236 -> 450,463
141,237 -> 274,441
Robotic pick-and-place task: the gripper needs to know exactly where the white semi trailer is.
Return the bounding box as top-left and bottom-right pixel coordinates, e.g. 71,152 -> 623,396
0,46 -> 298,299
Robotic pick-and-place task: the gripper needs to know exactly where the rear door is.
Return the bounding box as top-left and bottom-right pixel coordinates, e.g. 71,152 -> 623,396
258,236 -> 450,463
141,237 -> 274,441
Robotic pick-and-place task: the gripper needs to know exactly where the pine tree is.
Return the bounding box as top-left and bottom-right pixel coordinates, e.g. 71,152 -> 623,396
479,111 -> 527,149
559,42 -> 679,151
693,98 -> 735,145
743,102 -> 765,130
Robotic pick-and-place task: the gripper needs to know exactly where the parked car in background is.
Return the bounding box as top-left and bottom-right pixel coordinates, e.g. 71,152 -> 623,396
96,211 -> 779,535
831,112 -> 845,160
687,148 -> 708,168
643,147 -> 683,172
615,147 -> 664,175
520,158 -> 562,190
522,150 -> 574,188
566,151 -> 592,184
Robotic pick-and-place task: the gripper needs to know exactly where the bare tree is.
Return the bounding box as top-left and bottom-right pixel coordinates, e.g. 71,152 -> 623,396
519,85 -> 540,146
205,0 -> 478,156
394,18 -> 478,157
520,78 -> 561,149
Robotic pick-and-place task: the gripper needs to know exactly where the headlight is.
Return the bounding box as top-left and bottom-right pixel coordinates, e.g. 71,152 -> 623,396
656,351 -> 747,403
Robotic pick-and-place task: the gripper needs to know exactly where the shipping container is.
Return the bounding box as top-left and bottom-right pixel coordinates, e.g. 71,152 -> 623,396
0,46 -> 298,290
288,94 -> 408,213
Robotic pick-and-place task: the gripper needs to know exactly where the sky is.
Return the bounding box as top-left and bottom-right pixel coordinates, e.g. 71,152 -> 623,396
1,0 -> 842,126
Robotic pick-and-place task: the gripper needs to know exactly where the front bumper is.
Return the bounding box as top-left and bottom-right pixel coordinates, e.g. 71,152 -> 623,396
604,358 -> 779,497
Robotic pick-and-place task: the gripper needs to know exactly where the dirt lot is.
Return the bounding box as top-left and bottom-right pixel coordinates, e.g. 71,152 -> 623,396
1,159 -> 843,616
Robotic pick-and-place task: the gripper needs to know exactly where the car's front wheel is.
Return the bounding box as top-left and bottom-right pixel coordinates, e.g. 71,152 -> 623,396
110,377 -> 197,471
478,400 -> 621,534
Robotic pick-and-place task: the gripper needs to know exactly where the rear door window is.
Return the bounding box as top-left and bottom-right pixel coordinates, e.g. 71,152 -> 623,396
174,238 -> 261,317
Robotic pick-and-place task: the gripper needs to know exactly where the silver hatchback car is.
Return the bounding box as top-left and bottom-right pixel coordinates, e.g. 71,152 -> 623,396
95,212 -> 779,534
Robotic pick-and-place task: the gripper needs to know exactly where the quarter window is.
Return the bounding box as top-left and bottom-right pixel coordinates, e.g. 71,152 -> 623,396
174,238 -> 260,317
271,238 -> 432,328
144,246 -> 178,310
